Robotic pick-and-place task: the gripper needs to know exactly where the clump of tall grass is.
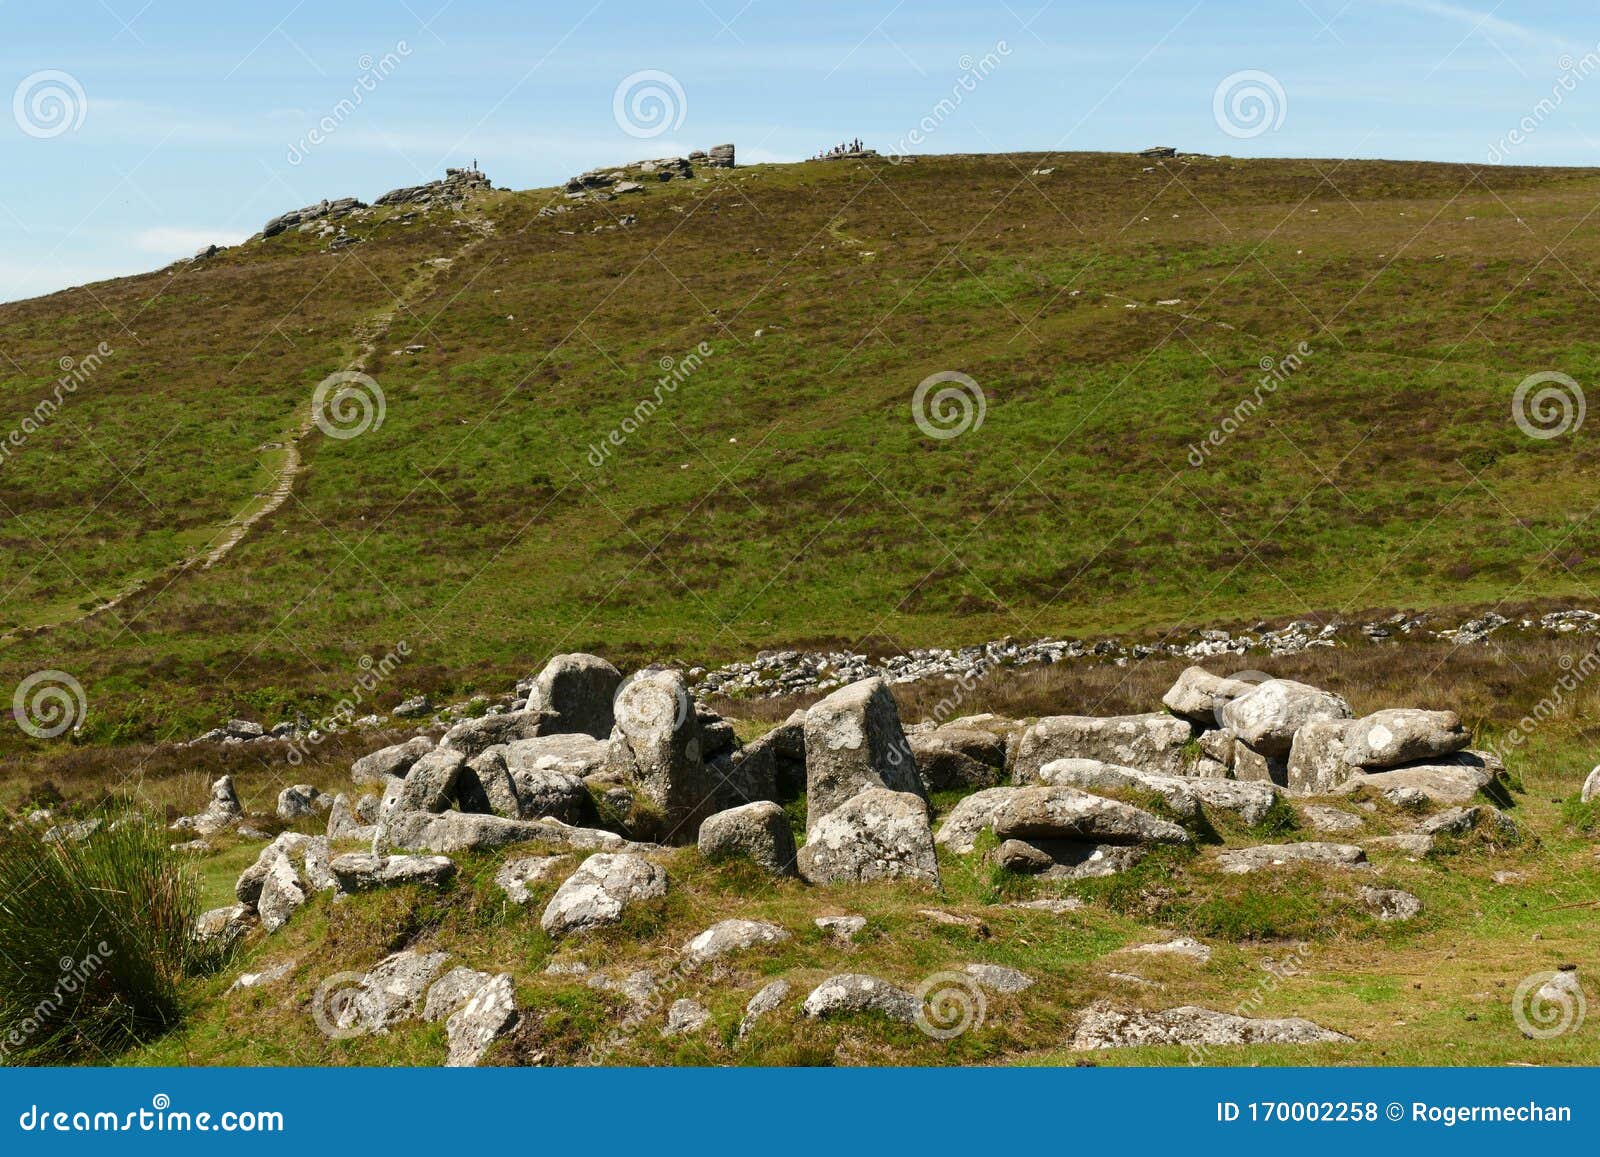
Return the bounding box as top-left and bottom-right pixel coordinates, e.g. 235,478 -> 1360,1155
0,816 -> 200,1064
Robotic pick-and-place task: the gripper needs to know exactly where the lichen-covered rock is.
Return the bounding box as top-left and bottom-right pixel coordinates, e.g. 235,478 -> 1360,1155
1285,719 -> 1354,795
1014,713 -> 1194,780
1232,740 -> 1289,787
988,786 -> 1191,846
441,709 -> 547,757
329,852 -> 455,892
605,668 -> 719,842
423,967 -> 493,1023
193,904 -> 255,948
1301,805 -> 1363,834
540,852 -> 668,936
456,749 -> 523,818
171,775 -> 243,836
1359,886 -> 1423,921
350,736 -> 434,785
382,810 -> 629,855
445,974 -> 519,1066
996,838 -> 1147,880
1334,751 -> 1503,805
683,919 -> 790,965
697,801 -> 798,875
908,726 -> 1006,790
801,974 -> 917,1023
1161,666 -> 1259,726
1583,764 -> 1600,803
1221,679 -> 1352,757
275,783 -> 326,820
964,963 -> 1035,993
662,998 -> 712,1036
1072,1002 -> 1350,1049
796,788 -> 940,887
256,849 -> 307,932
1216,842 -> 1367,874
1341,709 -> 1468,769
803,677 -> 924,830
493,854 -> 570,904
934,786 -> 1018,854
739,979 -> 792,1036
390,748 -> 468,813
527,653 -> 623,738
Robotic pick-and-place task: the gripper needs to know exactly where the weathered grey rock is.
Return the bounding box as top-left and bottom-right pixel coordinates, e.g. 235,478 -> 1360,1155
1301,805 -> 1363,834
1334,751 -> 1502,805
908,726 -> 1006,791
803,677 -> 924,829
493,855 -> 570,904
329,852 -> 455,892
816,914 -> 867,942
445,973 -> 518,1066
1014,713 -> 1194,780
351,736 -> 434,785
1286,720 -> 1354,795
1197,727 -> 1236,768
663,998 -> 712,1036
989,786 -> 1191,846
383,810 -> 629,855
697,801 -> 798,875
683,919 -> 790,965
707,742 -> 779,809
442,710 -> 547,757
172,775 -> 244,835
1216,842 -> 1367,874
739,979 -> 792,1036
457,749 -> 523,818
802,974 -> 917,1022
261,196 -> 364,238
350,950 -> 451,1031
1072,1002 -> 1350,1049
1342,709 -> 1468,769
300,835 -> 335,892
256,849 -> 307,932
706,143 -> 736,168
606,669 -> 719,842
1417,806 -> 1479,836
934,786 -> 1018,854
796,788 -> 941,886
1039,759 -> 1281,826
423,967 -> 493,1022
229,960 -> 296,991
1232,740 -> 1289,787
276,784 -> 325,821
1161,666 -> 1259,726
1359,886 -> 1423,921
995,839 -> 1147,880
964,963 -> 1035,993
540,852 -> 668,936
234,832 -> 315,907
393,748 -> 468,813
527,653 -> 623,738
1124,937 -> 1213,963
325,793 -> 367,841
1221,679 -> 1352,757
503,732 -> 610,780
1366,833 -> 1435,857
1583,764 -> 1600,804
193,904 -> 254,948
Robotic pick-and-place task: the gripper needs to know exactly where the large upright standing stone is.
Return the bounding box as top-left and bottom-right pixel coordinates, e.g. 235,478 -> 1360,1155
802,677 -> 924,832
605,668 -> 718,842
528,653 -> 623,738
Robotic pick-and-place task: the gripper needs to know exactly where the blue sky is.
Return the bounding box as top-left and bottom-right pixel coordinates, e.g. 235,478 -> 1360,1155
2,0 -> 1598,302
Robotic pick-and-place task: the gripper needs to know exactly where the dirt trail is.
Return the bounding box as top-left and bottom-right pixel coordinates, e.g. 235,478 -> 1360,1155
2,210 -> 497,641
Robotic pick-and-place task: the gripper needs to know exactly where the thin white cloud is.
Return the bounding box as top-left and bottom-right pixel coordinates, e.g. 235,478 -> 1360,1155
1379,0 -> 1544,46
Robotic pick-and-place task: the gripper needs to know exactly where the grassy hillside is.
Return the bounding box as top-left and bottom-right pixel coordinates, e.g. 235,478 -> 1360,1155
3,151 -> 1600,746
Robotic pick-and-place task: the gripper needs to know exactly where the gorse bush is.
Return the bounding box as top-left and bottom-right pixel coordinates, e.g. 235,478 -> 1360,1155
0,816 -> 200,1064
